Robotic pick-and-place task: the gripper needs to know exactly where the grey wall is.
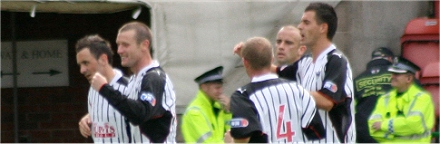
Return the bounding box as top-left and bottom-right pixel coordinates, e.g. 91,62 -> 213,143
333,1 -> 430,76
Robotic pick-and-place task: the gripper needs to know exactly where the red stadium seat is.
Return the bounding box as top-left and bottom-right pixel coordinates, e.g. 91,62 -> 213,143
421,62 -> 440,85
421,62 -> 440,116
400,18 -> 439,72
401,42 -> 439,72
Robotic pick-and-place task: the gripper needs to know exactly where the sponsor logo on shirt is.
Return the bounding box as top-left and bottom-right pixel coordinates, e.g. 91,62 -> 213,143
229,118 -> 249,128
323,81 -> 338,93
92,122 -> 116,138
140,92 -> 156,106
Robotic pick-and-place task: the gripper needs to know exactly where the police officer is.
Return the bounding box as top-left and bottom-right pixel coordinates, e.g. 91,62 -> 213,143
354,47 -> 394,143
368,57 -> 435,142
181,66 -> 232,143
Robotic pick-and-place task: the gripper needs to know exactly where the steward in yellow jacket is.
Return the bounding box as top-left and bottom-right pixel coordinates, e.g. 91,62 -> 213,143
368,58 -> 434,143
181,66 -> 232,143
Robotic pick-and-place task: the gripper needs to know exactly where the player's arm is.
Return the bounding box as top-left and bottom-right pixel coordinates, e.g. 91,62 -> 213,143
274,62 -> 299,81
310,91 -> 334,111
230,89 -> 264,143
92,71 -> 167,125
316,53 -> 348,111
300,88 -> 325,140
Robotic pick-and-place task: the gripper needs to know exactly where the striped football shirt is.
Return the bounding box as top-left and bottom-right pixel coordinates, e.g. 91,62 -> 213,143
277,44 -> 356,143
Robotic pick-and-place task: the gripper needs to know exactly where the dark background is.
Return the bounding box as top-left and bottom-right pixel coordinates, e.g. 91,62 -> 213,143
1,7 -> 150,143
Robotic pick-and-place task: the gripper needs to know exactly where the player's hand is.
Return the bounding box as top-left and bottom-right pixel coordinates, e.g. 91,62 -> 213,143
224,130 -> 234,143
233,42 -> 244,57
219,94 -> 231,112
91,72 -> 108,91
372,121 -> 382,131
78,113 -> 92,138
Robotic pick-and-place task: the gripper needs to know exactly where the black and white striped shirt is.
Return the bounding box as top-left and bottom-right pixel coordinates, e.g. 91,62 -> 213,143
277,44 -> 356,143
99,61 -> 177,143
230,73 -> 324,143
88,69 -> 130,143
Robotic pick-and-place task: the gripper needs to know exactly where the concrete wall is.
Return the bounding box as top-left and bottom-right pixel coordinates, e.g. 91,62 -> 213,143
333,1 -> 430,76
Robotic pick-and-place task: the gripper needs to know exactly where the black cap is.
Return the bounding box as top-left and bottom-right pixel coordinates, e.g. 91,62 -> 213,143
372,47 -> 394,59
388,57 -> 420,74
194,66 -> 223,85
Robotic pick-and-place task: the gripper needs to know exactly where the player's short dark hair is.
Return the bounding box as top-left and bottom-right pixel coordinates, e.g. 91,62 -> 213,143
75,34 -> 114,65
119,21 -> 154,58
241,37 -> 273,70
305,2 -> 338,41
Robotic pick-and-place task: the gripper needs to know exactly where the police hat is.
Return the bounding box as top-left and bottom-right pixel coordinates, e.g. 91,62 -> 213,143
194,66 -> 223,85
372,47 -> 394,59
388,57 -> 420,74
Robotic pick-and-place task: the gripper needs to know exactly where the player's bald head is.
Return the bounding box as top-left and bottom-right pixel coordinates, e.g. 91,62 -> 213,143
241,37 -> 273,70
279,25 -> 301,40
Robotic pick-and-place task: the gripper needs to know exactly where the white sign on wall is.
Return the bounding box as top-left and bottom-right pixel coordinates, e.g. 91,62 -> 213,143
1,40 -> 69,88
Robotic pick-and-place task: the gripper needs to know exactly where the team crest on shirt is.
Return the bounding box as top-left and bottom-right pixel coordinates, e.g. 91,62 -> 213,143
229,118 -> 249,128
323,81 -> 338,93
140,92 -> 156,106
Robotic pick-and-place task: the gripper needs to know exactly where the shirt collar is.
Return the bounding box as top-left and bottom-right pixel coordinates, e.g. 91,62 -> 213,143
109,68 -> 123,85
136,60 -> 160,78
391,83 -> 419,102
251,73 -> 278,83
316,44 -> 336,62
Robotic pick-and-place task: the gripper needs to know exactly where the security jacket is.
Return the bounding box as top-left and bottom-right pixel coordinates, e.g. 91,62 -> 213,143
181,90 -> 232,143
368,83 -> 434,143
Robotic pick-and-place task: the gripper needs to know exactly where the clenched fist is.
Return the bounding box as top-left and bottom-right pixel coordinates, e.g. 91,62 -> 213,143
233,42 -> 244,57
91,72 -> 108,91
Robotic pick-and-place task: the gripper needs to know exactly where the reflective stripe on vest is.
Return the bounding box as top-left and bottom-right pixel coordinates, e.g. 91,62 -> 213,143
395,131 -> 431,140
406,92 -> 429,138
385,92 -> 430,140
197,131 -> 213,143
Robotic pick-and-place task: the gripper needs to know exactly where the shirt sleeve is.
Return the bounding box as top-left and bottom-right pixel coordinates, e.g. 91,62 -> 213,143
99,71 -> 167,125
319,53 -> 348,105
230,90 -> 262,139
276,62 -> 299,81
368,95 -> 388,141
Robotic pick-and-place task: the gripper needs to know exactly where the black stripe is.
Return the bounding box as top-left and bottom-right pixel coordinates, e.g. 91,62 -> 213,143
115,111 -> 121,142
260,90 -> 274,140
267,88 -> 278,141
139,127 -> 143,142
291,84 -> 301,123
301,92 -> 311,121
165,80 -> 174,108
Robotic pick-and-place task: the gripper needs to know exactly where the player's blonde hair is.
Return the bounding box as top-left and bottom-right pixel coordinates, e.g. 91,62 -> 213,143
119,21 -> 154,58
241,37 -> 273,70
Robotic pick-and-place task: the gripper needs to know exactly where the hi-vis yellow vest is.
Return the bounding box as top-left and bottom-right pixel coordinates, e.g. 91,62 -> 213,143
181,90 -> 232,143
368,83 -> 435,143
